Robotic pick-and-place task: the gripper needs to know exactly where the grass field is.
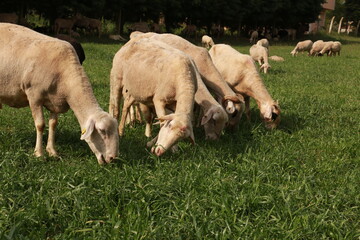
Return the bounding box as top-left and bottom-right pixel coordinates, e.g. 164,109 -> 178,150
0,33 -> 359,239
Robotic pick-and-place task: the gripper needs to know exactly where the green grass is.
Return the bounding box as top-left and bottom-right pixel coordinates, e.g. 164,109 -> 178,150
1,34 -> 359,239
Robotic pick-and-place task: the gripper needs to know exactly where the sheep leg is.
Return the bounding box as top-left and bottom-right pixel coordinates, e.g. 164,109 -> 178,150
118,95 -> 136,136
29,104 -> 45,157
139,103 -> 153,137
46,112 -> 58,157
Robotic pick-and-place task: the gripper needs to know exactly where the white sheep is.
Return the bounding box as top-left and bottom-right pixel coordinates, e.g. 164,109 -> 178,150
319,41 -> 334,56
109,37 -> 197,156
202,35 -> 215,49
310,40 -> 325,56
290,40 -> 313,56
320,41 -> 341,56
256,38 -> 269,49
130,31 -> 244,127
249,44 -> 271,74
209,44 -> 281,130
330,41 -> 341,56
269,55 -> 285,62
0,23 -> 119,164
138,72 -> 229,141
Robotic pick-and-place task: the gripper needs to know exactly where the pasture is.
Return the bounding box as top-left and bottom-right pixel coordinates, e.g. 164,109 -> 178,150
0,34 -> 359,239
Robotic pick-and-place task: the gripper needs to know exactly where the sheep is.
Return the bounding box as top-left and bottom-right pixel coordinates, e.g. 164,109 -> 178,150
54,34 -> 86,64
310,40 -> 325,56
290,40 -> 313,56
0,23 -> 119,164
330,41 -> 341,56
137,73 -> 229,141
54,15 -> 78,36
202,35 -> 215,49
0,13 -> 18,23
209,44 -> 281,130
129,31 -> 244,127
249,30 -> 258,44
319,41 -> 334,56
249,44 -> 271,74
109,37 -> 197,156
256,38 -> 269,49
269,55 -> 285,62
73,14 -> 102,37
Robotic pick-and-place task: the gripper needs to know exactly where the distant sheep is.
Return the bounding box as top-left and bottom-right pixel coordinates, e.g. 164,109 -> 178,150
202,35 -> 215,49
250,44 -> 271,74
320,41 -> 341,56
209,44 -> 281,130
290,40 -> 313,56
310,40 -> 325,56
109,37 -> 197,156
249,30 -> 258,44
0,23 -> 119,164
269,55 -> 285,62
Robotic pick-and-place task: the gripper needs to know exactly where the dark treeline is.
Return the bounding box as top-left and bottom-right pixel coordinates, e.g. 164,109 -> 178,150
0,0 -> 336,35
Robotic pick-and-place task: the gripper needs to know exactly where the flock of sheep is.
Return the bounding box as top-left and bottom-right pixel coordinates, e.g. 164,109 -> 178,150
1,22 -> 339,165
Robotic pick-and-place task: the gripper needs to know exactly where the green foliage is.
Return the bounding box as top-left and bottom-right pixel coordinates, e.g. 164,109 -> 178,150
0,35 -> 360,239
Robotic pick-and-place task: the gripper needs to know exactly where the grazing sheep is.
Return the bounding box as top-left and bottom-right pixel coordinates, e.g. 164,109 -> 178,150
73,14 -> 102,37
209,44 -> 281,129
0,23 -> 119,164
202,35 -> 215,49
256,38 -> 269,49
249,30 -> 258,44
319,41 -> 334,56
54,34 -> 85,64
290,40 -> 313,56
330,41 -> 342,56
310,40 -> 325,56
130,31 -> 244,126
109,38 -> 197,156
269,55 -> 285,62
249,44 -> 271,74
0,13 -> 18,23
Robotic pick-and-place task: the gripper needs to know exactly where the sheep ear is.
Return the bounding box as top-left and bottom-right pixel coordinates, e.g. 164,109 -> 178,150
80,119 -> 95,140
201,109 -> 214,125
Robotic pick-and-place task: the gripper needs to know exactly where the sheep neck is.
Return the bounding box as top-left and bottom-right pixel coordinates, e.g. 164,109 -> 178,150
65,72 -> 102,128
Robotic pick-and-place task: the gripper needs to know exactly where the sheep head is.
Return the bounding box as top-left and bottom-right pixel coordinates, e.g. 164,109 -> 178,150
201,105 -> 228,140
80,112 -> 119,164
151,113 -> 195,156
260,101 -> 281,130
260,63 -> 271,74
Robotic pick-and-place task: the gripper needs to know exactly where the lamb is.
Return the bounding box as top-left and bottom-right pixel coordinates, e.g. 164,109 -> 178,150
202,35 -> 215,49
256,38 -> 269,49
109,37 -> 197,156
249,44 -> 271,74
290,40 -> 313,56
309,40 -> 325,56
209,44 -> 281,129
0,23 -> 119,164
129,31 -> 244,127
